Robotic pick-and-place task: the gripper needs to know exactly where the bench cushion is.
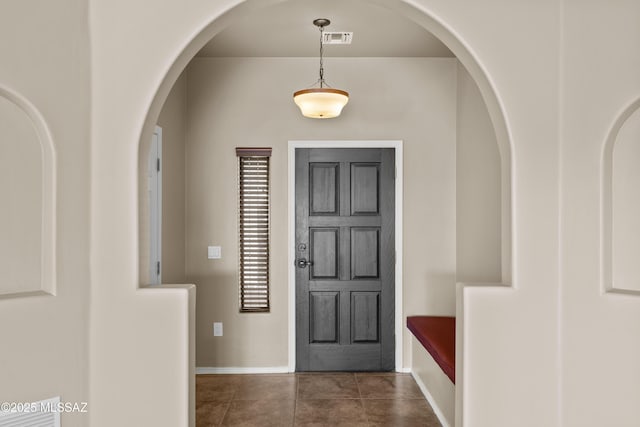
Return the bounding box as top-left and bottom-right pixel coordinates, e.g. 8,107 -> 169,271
407,316 -> 455,383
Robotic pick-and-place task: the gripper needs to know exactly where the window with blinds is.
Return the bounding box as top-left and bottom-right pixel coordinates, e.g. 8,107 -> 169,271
236,147 -> 272,312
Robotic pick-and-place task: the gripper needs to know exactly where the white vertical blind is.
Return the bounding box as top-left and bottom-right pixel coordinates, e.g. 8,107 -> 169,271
237,148 -> 271,312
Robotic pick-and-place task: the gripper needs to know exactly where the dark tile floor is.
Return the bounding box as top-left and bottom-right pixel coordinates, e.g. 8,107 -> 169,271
196,372 -> 442,426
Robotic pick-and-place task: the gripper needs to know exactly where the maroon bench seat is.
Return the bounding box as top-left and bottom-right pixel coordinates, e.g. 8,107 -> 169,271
407,316 -> 456,383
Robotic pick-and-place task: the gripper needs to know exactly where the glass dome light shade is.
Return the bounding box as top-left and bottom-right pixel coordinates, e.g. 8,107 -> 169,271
293,88 -> 349,119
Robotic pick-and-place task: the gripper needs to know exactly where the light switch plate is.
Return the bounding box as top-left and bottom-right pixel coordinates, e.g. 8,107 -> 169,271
213,322 -> 223,336
208,246 -> 221,259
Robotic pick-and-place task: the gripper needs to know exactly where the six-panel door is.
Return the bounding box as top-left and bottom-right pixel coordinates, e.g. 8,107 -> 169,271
295,148 -> 395,371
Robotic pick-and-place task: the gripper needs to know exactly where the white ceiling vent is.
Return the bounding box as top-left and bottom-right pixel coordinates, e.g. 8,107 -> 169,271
322,32 -> 353,45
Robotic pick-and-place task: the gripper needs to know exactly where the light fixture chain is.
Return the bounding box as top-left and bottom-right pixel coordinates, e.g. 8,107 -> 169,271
318,24 -> 324,87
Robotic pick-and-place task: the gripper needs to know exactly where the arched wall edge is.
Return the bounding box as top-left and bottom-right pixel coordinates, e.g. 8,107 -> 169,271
135,0 -> 515,290
0,84 -> 57,297
373,0 -> 514,286
601,96 -> 640,296
132,2 -> 516,425
135,0 -> 284,287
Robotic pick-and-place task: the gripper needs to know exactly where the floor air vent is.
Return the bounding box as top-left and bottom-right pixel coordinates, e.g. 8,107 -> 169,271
0,397 -> 61,427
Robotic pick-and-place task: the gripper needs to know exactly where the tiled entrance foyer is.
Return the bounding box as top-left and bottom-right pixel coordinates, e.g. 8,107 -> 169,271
196,372 -> 442,426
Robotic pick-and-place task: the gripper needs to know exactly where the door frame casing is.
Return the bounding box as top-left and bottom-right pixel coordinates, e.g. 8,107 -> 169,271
288,140 -> 404,372
149,125 -> 163,285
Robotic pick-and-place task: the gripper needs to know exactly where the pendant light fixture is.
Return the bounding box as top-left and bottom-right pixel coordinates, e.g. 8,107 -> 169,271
293,19 -> 349,119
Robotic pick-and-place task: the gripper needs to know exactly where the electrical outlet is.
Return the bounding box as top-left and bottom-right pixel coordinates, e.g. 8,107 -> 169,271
213,322 -> 223,336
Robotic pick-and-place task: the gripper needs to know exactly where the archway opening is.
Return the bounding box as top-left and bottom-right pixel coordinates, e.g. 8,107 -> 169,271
136,0 -> 513,424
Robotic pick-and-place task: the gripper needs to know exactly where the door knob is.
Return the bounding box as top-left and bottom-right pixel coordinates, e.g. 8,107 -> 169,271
295,258 -> 314,268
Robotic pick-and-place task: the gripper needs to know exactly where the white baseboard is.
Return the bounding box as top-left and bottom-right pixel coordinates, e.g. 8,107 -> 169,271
196,366 -> 291,375
196,366 -> 413,375
197,366 -> 411,375
411,370 -> 452,427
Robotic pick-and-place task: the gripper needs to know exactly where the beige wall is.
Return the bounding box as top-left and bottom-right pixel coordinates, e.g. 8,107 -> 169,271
159,72 -> 187,284
0,97 -> 42,295
186,57 -> 457,368
561,1 -> 640,425
79,0 -> 640,426
456,65 -> 502,283
455,63 -> 502,283
0,1 -> 90,426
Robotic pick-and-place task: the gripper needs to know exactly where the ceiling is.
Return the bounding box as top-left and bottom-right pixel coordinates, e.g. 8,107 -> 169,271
196,0 -> 453,58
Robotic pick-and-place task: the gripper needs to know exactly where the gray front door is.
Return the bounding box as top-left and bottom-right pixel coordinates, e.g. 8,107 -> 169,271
295,148 -> 395,371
